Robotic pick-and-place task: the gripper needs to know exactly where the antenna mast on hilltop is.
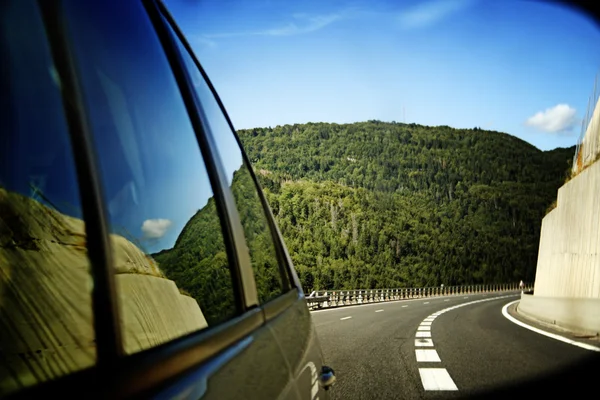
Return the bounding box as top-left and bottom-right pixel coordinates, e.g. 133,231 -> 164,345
403,106 -> 405,123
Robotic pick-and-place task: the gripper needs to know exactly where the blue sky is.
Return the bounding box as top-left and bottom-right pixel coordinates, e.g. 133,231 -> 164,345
166,0 -> 600,151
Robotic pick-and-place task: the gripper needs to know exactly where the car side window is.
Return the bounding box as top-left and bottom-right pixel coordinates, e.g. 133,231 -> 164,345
164,20 -> 290,304
0,0 -> 96,395
63,0 -> 238,354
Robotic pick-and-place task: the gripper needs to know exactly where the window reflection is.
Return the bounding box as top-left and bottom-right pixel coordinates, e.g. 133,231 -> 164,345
169,30 -> 287,303
64,0 -> 237,354
0,0 -> 95,395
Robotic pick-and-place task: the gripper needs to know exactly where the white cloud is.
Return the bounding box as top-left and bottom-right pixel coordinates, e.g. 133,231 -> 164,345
263,13 -> 343,36
398,0 -> 475,29
205,10 -> 348,39
192,35 -> 217,48
141,219 -> 172,239
525,104 -> 578,133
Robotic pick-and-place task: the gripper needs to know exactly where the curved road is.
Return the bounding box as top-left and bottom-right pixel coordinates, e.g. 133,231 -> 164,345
312,292 -> 600,399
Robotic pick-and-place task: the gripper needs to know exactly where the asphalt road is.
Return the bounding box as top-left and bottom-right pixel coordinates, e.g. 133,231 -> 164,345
312,292 -> 600,399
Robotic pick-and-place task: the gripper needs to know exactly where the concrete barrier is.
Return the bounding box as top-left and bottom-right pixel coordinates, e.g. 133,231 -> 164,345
519,293 -> 600,335
534,160 -> 600,298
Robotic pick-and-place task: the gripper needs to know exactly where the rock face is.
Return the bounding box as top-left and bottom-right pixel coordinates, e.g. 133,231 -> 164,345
0,188 -> 207,395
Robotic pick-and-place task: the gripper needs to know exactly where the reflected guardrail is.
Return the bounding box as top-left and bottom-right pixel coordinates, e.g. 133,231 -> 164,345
306,283 -> 532,310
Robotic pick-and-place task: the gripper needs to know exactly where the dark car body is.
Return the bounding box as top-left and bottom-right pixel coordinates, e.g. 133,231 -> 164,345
0,0 -> 330,399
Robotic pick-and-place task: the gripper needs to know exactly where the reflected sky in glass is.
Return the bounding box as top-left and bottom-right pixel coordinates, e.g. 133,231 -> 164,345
65,0 -> 216,254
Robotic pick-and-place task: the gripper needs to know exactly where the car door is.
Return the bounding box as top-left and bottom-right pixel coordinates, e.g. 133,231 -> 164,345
154,3 -> 332,399
1,0 -> 300,399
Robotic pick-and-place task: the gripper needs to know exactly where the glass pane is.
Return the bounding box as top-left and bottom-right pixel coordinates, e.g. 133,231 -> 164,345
168,26 -> 287,303
64,0 -> 237,354
0,0 -> 95,395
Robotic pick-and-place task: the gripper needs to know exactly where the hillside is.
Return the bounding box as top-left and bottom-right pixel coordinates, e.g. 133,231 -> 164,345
237,121 -> 574,290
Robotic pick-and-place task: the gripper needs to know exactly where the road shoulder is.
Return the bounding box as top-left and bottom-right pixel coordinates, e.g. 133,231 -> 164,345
506,300 -> 600,350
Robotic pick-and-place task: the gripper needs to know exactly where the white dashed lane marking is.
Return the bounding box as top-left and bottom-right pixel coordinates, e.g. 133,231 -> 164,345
415,349 -> 441,362
340,316 -> 352,320
423,302 -> 430,304
402,305 -> 409,308
375,309 -> 384,313
415,338 -> 434,347
419,368 -> 458,391
414,294 -> 518,391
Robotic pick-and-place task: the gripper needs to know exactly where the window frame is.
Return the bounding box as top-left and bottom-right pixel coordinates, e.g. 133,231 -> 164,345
148,2 -> 260,313
154,1 -> 303,305
6,0 -> 264,398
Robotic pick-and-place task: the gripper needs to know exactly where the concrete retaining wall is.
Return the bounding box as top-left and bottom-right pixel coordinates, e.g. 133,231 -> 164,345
519,294 -> 600,335
533,160 -> 600,298
0,189 -> 207,393
117,274 -> 207,354
573,94 -> 600,174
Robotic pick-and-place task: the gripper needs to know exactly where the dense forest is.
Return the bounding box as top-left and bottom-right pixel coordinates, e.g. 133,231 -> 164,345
153,121 -> 574,310
236,121 -> 574,291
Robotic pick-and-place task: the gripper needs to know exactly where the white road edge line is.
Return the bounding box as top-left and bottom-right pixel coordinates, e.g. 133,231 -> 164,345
419,368 -> 458,391
340,316 -> 352,321
502,300 -> 600,352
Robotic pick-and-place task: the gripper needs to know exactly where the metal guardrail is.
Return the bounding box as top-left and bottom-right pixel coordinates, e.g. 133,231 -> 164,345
305,283 -> 532,310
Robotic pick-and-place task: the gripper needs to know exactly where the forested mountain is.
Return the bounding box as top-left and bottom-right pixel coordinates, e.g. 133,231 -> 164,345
237,121 -> 574,291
